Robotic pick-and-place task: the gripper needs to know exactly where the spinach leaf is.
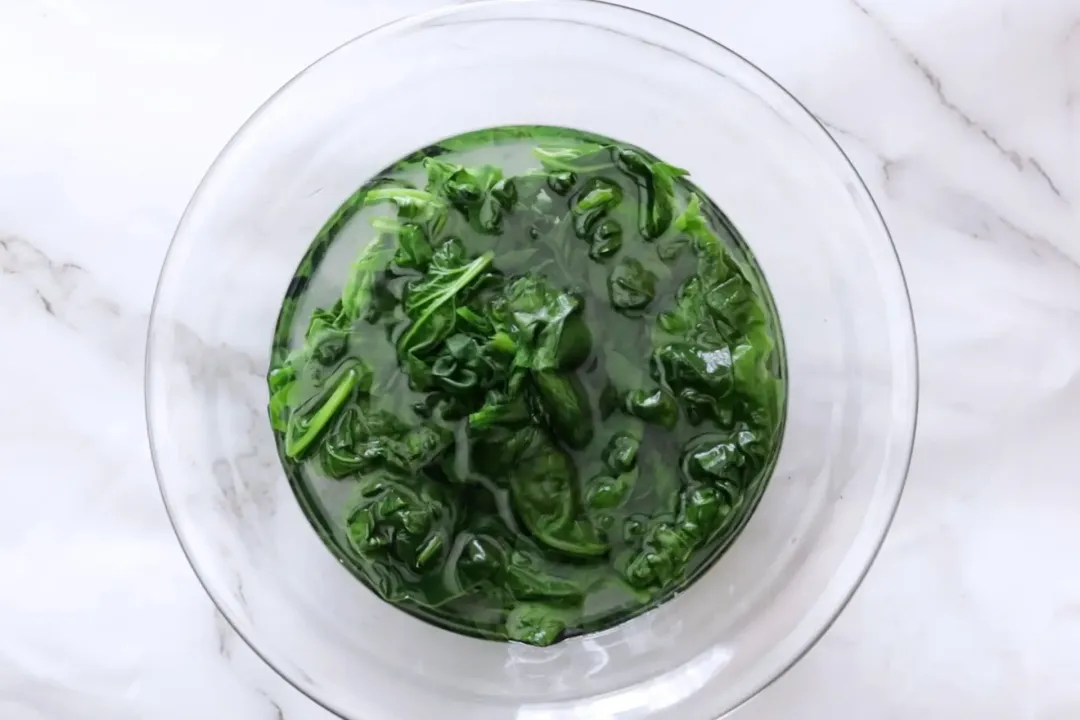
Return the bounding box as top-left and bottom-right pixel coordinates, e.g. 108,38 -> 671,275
614,149 -> 687,240
678,484 -> 731,540
589,219 -> 624,261
468,422 -> 542,480
496,274 -> 593,372
505,550 -> 586,602
608,257 -> 658,312
680,430 -> 762,491
619,517 -> 695,590
378,219 -> 433,271
585,472 -> 634,511
623,387 -> 679,430
617,428 -> 767,590
572,177 -> 623,240
546,171 -> 577,197
319,403 -> 452,479
505,603 -> 574,647
601,432 -> 640,475
268,364 -> 296,432
397,241 -> 495,382
651,342 -> 734,400
424,159 -> 518,235
452,531 -> 508,589
532,371 -> 594,450
345,470 -> 459,584
508,434 -> 609,559
429,333 -> 509,399
342,236 -> 395,322
661,193 -> 782,431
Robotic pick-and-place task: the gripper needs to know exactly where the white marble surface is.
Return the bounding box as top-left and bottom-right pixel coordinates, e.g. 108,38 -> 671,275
2,0 -> 1079,717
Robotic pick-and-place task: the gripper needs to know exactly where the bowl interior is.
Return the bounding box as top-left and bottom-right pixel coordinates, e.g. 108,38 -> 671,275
146,2 -> 917,719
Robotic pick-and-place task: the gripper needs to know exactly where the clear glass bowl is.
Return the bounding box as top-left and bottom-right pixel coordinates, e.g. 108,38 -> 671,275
145,1 -> 918,718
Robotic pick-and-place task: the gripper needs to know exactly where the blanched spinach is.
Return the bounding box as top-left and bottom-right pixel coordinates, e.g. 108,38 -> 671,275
608,256 -> 658,312
398,240 -> 495,380
532,371 -> 594,450
268,126 -> 784,647
496,273 -> 593,372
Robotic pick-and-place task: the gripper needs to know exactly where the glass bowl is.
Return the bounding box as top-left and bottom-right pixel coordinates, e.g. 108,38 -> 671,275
145,1 -> 918,718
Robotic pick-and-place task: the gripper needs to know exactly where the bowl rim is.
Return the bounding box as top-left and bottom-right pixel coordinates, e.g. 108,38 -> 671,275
145,1 -> 919,718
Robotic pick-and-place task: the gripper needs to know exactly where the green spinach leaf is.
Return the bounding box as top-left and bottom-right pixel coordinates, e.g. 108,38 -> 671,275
608,256 -> 658,312
614,149 -> 687,240
397,241 -> 495,382
505,603 -> 575,647
496,274 -> 593,372
508,434 -> 609,559
345,470 -> 459,588
532,371 -> 594,450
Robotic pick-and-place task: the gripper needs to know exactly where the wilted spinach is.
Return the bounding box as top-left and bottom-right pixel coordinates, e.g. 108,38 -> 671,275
268,125 -> 784,647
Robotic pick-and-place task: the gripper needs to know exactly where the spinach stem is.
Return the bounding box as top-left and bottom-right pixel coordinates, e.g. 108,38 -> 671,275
285,367 -> 359,458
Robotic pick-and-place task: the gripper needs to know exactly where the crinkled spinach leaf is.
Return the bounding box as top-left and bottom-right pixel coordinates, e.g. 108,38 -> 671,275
608,256 -> 658,312
532,371 -> 594,450
397,240 -> 495,384
508,433 -> 609,559
494,273 -> 593,373
344,470 -> 459,594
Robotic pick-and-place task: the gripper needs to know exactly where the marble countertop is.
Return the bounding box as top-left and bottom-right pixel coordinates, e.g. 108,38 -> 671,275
2,0 -> 1079,718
